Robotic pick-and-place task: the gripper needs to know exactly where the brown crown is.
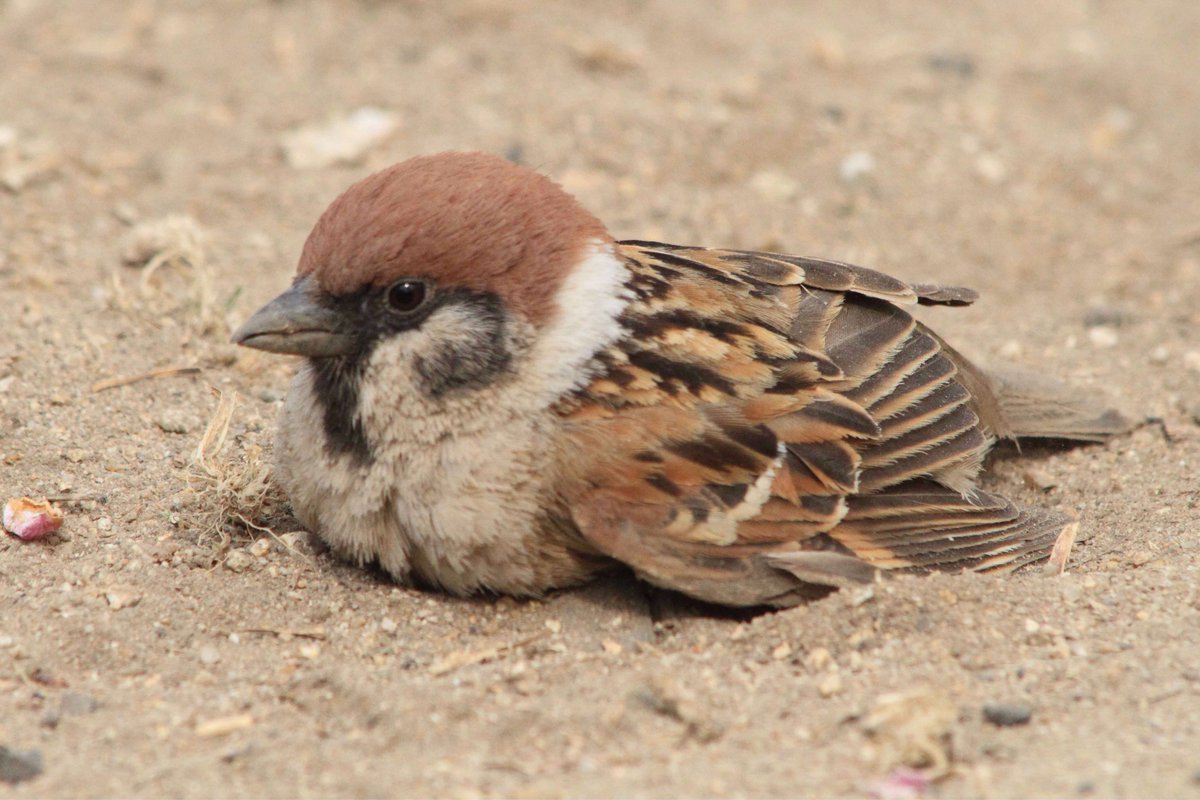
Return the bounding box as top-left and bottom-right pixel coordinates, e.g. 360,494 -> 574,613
297,152 -> 611,325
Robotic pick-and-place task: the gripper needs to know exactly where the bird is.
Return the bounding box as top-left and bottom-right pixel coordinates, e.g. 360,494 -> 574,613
232,151 -> 1126,607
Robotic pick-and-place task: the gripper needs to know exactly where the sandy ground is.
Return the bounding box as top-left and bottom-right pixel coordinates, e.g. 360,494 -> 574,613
2,1 -> 1199,797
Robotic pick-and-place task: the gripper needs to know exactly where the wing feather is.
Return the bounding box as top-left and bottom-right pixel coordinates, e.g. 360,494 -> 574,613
556,242 -> 1118,606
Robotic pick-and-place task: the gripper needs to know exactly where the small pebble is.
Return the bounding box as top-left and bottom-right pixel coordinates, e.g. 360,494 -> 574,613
817,672 -> 843,698
983,702 -> 1034,726
104,586 -> 143,611
195,714 -> 254,738
223,549 -> 254,573
155,410 -> 195,434
1023,468 -> 1057,492
748,170 -> 798,201
281,106 -> 399,169
997,339 -> 1023,359
0,746 -> 42,784
927,52 -> 976,77
380,617 -> 398,634
1083,306 -> 1130,328
199,646 -> 221,666
975,153 -> 1007,183
59,691 -> 98,716
247,538 -> 271,558
838,151 -> 875,184
1087,326 -> 1119,349
279,530 -> 317,554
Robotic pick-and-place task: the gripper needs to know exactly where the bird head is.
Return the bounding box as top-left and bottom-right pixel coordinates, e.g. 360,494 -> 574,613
233,152 -> 631,452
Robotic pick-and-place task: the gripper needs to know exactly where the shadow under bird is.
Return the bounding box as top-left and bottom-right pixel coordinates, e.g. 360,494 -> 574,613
233,151 -> 1126,607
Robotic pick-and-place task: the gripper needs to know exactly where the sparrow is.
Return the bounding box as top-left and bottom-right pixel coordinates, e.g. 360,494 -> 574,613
233,151 -> 1126,607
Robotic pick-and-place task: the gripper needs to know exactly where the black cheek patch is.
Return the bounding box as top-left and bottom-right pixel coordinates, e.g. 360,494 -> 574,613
306,287 -> 511,462
413,292 -> 512,398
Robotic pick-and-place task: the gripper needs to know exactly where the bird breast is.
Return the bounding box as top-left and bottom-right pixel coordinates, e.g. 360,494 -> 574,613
274,347 -> 595,596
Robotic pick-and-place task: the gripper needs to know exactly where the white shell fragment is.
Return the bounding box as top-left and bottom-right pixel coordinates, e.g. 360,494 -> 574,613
280,107 -> 399,169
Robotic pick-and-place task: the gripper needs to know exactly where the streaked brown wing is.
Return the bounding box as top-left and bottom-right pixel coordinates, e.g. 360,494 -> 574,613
557,242 -> 1088,607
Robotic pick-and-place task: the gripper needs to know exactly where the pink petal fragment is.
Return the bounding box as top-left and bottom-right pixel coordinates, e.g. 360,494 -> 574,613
868,767 -> 931,800
3,497 -> 64,540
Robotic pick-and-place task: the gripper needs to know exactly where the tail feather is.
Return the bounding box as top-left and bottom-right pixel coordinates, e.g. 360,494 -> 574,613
986,368 -> 1130,442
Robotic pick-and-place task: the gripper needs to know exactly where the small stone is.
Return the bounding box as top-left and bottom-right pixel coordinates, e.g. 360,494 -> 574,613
1089,106 -> 1135,154
379,617 -> 398,635
155,409 -> 195,434
1148,346 -> 1169,365
544,619 -> 562,634
96,516 -> 113,532
281,106 -> 399,169
569,38 -> 643,74
1183,351 -> 1200,373
1083,306 -> 1130,328
997,339 -> 1024,360
817,672 -> 843,698
223,549 -> 254,573
247,538 -> 271,559
771,642 -> 793,660
64,448 -> 88,464
0,747 -> 42,784
983,702 -> 1034,726
194,714 -> 254,738
298,642 -> 321,660
975,153 -> 1007,184
927,52 -> 976,77
601,639 -> 623,655
198,646 -> 221,666
104,585 -> 143,610
1023,467 -> 1057,492
748,170 -> 798,201
279,530 -> 318,554
59,691 -> 98,717
1127,550 -> 1154,567
1088,326 -> 1119,349
805,647 -> 832,671
838,151 -> 875,184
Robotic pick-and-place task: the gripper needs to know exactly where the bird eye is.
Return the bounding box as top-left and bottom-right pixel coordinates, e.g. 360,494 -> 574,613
386,280 -> 428,313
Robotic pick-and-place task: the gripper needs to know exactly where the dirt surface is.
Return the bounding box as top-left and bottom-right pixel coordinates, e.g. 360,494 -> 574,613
2,1 -> 1199,797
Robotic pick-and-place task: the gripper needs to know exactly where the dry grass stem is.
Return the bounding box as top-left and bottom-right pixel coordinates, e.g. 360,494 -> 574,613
185,389 -> 289,551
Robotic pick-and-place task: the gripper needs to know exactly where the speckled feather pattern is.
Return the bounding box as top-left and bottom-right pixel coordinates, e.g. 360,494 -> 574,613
556,242 -> 1120,606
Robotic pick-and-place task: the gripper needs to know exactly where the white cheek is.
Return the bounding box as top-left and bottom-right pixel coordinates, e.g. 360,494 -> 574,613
525,239 -> 631,400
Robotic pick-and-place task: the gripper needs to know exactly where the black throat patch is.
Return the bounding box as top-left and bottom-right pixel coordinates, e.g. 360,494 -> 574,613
309,355 -> 373,464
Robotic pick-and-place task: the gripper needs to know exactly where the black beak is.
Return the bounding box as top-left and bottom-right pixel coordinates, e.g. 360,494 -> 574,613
232,276 -> 357,358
